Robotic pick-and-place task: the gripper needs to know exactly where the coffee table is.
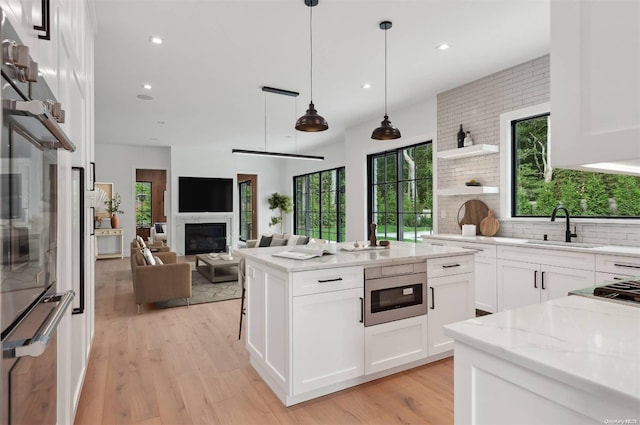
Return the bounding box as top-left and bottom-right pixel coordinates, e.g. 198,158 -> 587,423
195,254 -> 240,283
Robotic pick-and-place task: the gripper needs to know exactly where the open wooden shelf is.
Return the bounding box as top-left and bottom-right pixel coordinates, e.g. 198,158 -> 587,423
437,144 -> 499,159
438,186 -> 500,196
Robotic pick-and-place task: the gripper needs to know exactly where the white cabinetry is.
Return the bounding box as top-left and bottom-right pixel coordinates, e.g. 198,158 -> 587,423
364,313 -> 428,375
292,287 -> 364,394
595,254 -> 640,283
497,246 -> 595,311
427,257 -> 474,356
424,239 -> 497,313
550,0 -> 640,172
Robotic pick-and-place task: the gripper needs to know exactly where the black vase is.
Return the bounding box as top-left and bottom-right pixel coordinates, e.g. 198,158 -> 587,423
457,124 -> 465,148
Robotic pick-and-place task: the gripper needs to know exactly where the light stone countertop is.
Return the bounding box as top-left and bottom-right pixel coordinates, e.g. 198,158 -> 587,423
423,234 -> 640,257
444,296 -> 640,406
236,241 -> 471,272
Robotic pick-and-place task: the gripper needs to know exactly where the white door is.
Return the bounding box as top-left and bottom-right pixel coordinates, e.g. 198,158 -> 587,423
540,265 -> 595,303
428,273 -> 472,356
292,288 -> 364,395
475,256 -> 497,313
498,260 -> 540,311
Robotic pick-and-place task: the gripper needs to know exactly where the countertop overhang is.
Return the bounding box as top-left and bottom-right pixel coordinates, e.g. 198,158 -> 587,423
237,241 -> 471,272
444,296 -> 640,405
423,234 -> 640,258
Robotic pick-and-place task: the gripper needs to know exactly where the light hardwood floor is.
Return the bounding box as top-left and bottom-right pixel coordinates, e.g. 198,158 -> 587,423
74,258 -> 454,425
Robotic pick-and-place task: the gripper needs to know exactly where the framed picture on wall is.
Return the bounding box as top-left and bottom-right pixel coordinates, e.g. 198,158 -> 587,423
95,182 -> 113,219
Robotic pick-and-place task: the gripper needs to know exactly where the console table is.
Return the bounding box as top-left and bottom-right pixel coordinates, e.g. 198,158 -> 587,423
95,228 -> 124,259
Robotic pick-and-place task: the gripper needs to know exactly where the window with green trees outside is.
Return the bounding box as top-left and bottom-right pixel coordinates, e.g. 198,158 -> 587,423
293,167 -> 345,242
368,141 -> 433,242
513,114 -> 640,218
135,182 -> 152,227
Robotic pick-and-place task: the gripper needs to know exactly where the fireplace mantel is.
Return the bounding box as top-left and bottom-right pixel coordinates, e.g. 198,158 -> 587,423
175,213 -> 232,255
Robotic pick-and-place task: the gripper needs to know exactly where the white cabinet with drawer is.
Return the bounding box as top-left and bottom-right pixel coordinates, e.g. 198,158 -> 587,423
291,266 -> 364,395
497,246 -> 595,311
595,254 -> 640,278
424,239 -> 497,312
427,254 -> 474,356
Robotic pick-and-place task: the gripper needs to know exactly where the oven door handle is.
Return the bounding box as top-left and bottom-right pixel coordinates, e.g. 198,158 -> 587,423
6,99 -> 76,152
2,290 -> 75,358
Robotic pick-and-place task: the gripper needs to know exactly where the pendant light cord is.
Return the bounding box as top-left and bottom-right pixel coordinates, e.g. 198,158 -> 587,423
384,26 -> 388,116
309,4 -> 314,102
264,92 -> 267,152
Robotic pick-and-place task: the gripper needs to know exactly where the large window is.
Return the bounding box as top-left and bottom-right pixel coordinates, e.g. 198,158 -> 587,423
239,180 -> 253,241
135,182 -> 151,227
512,114 -> 640,218
294,167 -> 345,242
368,141 -> 433,242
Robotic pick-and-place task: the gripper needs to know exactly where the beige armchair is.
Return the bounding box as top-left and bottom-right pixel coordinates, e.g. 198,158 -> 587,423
130,239 -> 170,273
131,251 -> 191,312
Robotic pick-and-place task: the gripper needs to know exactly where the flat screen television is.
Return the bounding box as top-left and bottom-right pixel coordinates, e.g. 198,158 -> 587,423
178,177 -> 233,213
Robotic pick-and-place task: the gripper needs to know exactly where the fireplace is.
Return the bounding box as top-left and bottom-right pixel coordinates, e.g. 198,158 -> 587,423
184,223 -> 227,255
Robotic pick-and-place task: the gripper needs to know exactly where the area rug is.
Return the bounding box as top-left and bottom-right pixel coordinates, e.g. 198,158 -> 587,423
155,267 -> 241,308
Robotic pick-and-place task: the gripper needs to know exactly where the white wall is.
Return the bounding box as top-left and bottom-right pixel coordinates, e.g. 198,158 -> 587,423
344,98 -> 438,241
94,144 -> 171,248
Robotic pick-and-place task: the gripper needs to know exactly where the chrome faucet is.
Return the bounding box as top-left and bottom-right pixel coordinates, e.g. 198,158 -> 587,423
550,205 -> 577,243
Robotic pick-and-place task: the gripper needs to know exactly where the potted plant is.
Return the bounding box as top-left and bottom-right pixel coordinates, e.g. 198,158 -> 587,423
105,193 -> 124,229
268,192 -> 293,234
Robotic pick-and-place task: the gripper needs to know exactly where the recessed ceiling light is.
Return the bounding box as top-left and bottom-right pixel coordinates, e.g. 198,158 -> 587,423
436,43 -> 450,51
150,137 -> 159,141
150,36 -> 163,45
157,121 -> 165,124
361,83 -> 372,89
136,94 -> 153,101
142,84 -> 152,90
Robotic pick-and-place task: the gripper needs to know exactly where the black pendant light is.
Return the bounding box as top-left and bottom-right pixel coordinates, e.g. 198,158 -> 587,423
295,0 -> 328,132
371,21 -> 401,140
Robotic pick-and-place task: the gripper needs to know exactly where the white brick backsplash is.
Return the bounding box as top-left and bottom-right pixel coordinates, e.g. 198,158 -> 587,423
436,53 -> 640,247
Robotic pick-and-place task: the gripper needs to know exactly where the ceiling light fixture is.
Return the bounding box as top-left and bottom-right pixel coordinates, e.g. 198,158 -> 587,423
232,87 -> 325,161
361,83 -> 372,89
371,21 -> 401,140
436,43 -> 450,50
150,36 -> 163,45
295,0 -> 328,132
143,83 -> 152,90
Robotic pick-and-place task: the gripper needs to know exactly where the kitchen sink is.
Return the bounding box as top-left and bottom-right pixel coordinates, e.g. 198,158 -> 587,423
524,240 -> 605,249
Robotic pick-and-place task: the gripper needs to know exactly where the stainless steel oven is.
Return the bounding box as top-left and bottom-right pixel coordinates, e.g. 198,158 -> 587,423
364,261 -> 428,326
0,9 -> 75,424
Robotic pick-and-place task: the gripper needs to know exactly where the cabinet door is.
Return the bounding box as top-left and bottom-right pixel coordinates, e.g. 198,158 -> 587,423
428,273 -> 473,356
540,265 -> 594,303
497,260 -> 540,311
292,288 -> 364,395
475,256 -> 497,313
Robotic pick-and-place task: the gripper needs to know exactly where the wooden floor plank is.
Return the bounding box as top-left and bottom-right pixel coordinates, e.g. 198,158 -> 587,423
74,257 -> 454,425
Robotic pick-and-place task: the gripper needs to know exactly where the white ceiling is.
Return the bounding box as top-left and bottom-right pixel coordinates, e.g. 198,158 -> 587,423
93,0 -> 550,154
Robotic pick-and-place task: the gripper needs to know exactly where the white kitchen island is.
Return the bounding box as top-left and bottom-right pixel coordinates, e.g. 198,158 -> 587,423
239,241 -> 475,406
444,296 -> 640,424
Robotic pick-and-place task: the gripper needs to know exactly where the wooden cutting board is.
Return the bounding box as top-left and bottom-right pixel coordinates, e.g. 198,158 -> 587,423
480,210 -> 500,236
457,200 -> 489,235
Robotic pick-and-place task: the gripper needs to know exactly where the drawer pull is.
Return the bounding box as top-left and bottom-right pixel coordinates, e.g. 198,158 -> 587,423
461,246 -> 483,251
441,264 -> 460,269
430,287 -> 435,309
613,263 -> 640,270
317,277 -> 343,283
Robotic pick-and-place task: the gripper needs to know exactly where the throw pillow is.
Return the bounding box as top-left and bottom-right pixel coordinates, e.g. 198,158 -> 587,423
296,235 -> 310,245
141,247 -> 156,265
270,237 -> 287,247
133,239 -> 141,248
135,252 -> 146,266
258,235 -> 273,247
153,255 -> 163,265
287,235 -> 299,246
136,235 -> 147,248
